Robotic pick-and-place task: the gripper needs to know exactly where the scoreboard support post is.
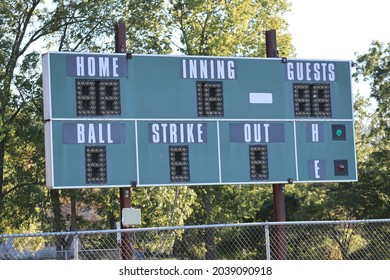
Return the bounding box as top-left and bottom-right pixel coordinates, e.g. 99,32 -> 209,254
115,22 -> 133,260
266,29 -> 287,260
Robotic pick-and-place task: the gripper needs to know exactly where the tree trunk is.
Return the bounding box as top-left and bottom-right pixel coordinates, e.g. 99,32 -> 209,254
205,227 -> 218,260
108,191 -> 117,229
50,189 -> 63,259
70,191 -> 77,231
0,139 -> 5,221
203,186 -> 218,259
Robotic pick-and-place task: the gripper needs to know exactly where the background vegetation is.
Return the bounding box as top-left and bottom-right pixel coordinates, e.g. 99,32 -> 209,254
0,0 -> 388,251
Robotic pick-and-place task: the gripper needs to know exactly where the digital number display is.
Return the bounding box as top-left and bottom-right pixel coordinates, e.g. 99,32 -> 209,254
76,80 -> 120,116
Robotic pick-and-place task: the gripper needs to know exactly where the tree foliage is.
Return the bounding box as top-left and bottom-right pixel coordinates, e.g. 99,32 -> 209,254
169,0 -> 293,56
354,41 -> 390,135
163,1 -> 294,258
351,41 -> 390,219
0,1 -> 56,233
285,41 -> 390,224
2,2 -> 389,260
0,0 -> 295,235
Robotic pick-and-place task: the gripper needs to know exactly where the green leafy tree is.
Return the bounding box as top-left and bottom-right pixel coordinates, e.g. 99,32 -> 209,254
274,42 -> 390,259
169,0 -> 294,56
0,1 -> 61,233
352,41 -> 390,219
54,0 -> 294,237
162,0 -> 294,259
354,41 -> 390,135
0,0 -> 295,245
0,0 -> 140,233
121,0 -> 172,54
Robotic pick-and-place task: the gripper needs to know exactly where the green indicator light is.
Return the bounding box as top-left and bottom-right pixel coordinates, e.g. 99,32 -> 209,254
336,129 -> 343,137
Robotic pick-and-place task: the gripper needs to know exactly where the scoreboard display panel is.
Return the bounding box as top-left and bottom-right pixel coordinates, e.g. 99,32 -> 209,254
43,52 -> 357,188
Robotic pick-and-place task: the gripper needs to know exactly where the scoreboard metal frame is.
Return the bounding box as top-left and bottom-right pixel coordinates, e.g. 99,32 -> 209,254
43,52 -> 357,189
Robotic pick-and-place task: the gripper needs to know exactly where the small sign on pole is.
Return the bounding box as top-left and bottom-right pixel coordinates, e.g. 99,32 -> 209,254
122,208 -> 141,226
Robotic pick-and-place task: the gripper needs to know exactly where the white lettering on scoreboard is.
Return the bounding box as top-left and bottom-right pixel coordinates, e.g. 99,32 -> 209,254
286,61 -> 336,82
308,159 -> 326,179
229,123 -> 285,143
76,56 -> 119,77
63,123 -> 126,144
181,58 -> 236,80
149,123 -> 207,144
243,123 -> 270,143
66,54 -> 128,77
77,123 -> 113,144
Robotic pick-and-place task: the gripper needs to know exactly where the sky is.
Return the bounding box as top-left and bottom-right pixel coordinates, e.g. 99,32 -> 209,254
284,0 -> 390,108
285,0 -> 389,107
285,0 -> 389,60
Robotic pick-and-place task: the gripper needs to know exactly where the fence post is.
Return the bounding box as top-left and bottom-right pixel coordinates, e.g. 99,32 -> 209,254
265,222 -> 271,260
73,234 -> 79,260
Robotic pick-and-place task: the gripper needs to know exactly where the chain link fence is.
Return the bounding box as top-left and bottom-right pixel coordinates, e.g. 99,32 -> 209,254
1,219 -> 389,260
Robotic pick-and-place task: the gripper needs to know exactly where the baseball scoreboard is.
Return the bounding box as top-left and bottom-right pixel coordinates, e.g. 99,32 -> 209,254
43,52 -> 357,188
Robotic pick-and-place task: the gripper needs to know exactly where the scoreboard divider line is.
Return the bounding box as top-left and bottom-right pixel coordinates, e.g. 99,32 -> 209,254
50,118 -> 355,122
293,121 -> 299,182
135,120 -> 140,185
217,120 -> 222,183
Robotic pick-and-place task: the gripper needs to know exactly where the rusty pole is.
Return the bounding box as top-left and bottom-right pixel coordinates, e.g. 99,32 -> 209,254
115,22 -> 133,260
265,29 -> 287,260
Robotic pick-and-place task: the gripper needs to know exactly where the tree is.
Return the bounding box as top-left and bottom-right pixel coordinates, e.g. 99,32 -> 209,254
1,0 -> 295,240
352,41 -> 390,219
162,0 -> 294,259
0,0 -> 63,233
354,41 -> 390,137
121,0 -> 172,54
0,0 -> 139,233
273,42 -> 390,259
169,0 -> 293,56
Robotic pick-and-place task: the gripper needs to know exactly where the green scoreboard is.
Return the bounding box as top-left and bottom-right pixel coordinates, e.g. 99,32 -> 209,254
43,52 -> 357,188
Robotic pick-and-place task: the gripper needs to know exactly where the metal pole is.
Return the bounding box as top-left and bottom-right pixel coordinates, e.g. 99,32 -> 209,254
73,234 -> 79,260
266,29 -> 287,260
119,187 -> 133,260
115,22 -> 127,54
265,29 -> 278,58
265,222 -> 271,260
115,22 -> 133,260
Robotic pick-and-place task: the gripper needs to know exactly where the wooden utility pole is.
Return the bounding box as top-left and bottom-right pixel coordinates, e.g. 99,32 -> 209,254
265,29 -> 287,260
115,22 -> 133,260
